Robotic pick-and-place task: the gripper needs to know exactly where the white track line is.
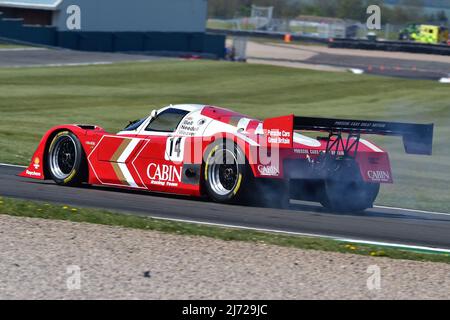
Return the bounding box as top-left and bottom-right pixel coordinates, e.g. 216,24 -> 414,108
374,205 -> 450,217
6,61 -> 114,69
0,48 -> 47,52
0,163 -> 26,168
147,215 -> 450,254
2,162 -> 450,253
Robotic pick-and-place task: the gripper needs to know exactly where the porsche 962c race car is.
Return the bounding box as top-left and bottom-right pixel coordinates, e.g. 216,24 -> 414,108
21,104 -> 434,212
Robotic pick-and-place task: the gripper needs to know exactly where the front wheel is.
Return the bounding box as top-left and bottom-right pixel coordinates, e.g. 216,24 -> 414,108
47,131 -> 86,186
203,140 -> 289,208
204,140 -> 247,204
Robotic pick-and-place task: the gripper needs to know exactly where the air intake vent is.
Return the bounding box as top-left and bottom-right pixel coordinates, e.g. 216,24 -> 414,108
77,125 -> 96,130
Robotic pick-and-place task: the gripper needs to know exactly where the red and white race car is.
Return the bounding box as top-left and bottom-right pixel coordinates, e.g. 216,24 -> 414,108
21,104 -> 434,212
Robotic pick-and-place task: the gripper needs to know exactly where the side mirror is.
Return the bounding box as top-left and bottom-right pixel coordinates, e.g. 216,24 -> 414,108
150,110 -> 158,119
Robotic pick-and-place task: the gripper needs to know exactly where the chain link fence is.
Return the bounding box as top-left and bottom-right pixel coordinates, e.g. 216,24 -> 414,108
208,18 -> 418,41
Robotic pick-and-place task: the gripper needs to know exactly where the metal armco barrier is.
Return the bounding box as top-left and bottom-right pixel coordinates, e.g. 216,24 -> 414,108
208,28 -> 450,56
207,28 -> 329,44
329,38 -> 450,56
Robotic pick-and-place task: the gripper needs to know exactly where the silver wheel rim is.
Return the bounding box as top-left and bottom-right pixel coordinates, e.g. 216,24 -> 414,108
208,149 -> 239,196
49,135 -> 78,180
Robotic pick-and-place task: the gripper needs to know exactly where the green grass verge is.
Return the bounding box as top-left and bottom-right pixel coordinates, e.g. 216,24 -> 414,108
207,20 -> 236,30
0,60 -> 449,212
1,196 -> 449,264
0,44 -> 28,49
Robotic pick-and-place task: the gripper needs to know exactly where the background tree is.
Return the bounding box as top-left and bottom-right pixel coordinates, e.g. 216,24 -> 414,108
336,0 -> 366,21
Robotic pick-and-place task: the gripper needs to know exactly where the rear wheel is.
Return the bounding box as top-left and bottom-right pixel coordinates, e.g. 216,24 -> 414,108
47,131 -> 86,186
320,159 -> 380,212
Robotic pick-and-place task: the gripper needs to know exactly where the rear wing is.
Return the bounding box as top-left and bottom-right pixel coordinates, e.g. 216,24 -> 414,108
263,115 -> 434,155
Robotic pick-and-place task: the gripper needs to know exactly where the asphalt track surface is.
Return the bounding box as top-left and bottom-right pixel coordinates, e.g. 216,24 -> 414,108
250,53 -> 450,80
308,52 -> 450,80
2,46 -> 449,80
2,164 -> 450,250
0,48 -> 164,67
246,42 -> 450,80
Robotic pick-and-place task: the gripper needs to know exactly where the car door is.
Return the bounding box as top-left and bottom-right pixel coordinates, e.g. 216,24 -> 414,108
132,108 -> 191,192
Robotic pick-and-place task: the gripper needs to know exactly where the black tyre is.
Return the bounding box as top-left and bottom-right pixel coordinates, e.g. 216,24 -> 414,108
204,140 -> 248,204
203,140 -> 289,208
47,131 -> 86,186
320,159 -> 380,213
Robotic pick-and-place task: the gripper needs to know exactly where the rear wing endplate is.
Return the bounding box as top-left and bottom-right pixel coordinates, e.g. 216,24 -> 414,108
263,115 -> 434,155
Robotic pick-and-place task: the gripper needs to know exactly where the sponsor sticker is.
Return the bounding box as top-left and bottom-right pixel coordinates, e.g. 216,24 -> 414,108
293,149 -> 344,156
177,117 -> 207,137
26,170 -> 42,177
147,163 -> 182,187
367,170 -> 390,182
85,141 -> 96,149
33,157 -> 40,170
266,129 -> 291,145
257,165 -> 280,177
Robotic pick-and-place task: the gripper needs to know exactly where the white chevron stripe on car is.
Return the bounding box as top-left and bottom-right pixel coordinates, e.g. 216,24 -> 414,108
117,138 -> 141,188
118,162 -> 139,188
118,138 -> 141,163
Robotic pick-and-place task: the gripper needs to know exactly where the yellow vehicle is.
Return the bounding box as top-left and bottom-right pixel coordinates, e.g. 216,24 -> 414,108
411,25 -> 449,44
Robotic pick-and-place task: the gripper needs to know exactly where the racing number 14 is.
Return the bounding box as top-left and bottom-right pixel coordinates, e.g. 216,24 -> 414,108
165,137 -> 185,162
